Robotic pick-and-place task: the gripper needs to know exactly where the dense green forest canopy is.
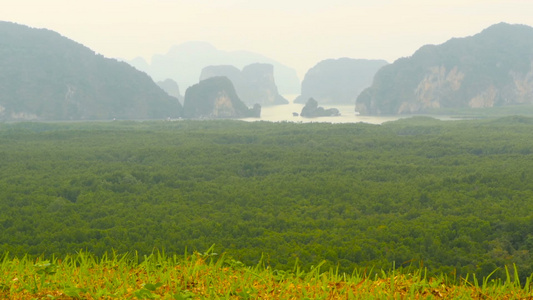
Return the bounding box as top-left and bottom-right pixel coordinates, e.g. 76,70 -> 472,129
1,117 -> 533,281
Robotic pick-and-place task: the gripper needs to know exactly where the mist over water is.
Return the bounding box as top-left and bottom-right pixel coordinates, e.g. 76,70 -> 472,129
241,96 -> 404,124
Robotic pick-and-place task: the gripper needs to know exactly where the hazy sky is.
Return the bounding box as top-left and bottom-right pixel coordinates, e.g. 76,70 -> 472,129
2,0 -> 533,78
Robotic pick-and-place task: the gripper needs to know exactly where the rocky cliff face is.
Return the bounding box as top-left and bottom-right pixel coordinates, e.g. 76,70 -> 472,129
0,21 -> 182,121
182,77 -> 260,118
295,58 -> 388,105
356,23 -> 533,115
200,63 -> 288,106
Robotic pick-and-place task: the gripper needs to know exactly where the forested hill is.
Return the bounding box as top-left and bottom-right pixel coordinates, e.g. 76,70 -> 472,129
356,22 -> 533,115
1,118 -> 533,282
0,21 -> 182,121
294,58 -> 388,105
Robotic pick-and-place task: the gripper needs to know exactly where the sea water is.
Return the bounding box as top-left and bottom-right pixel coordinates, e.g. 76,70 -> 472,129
241,102 -> 408,125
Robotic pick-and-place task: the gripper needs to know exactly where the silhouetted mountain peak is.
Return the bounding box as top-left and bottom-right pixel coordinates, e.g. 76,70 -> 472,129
200,63 -> 288,106
183,76 -> 260,118
127,41 -> 300,95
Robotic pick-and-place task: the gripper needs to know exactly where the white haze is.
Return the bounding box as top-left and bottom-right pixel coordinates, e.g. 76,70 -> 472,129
2,0 -> 533,78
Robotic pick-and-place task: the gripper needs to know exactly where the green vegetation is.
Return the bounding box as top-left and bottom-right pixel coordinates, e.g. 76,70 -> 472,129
426,104 -> 533,119
1,250 -> 531,299
1,117 -> 533,284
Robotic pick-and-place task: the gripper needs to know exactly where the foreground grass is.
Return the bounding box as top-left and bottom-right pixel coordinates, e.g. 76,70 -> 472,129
1,250 -> 532,299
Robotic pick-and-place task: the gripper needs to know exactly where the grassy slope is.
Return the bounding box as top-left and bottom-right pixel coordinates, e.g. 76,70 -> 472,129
1,251 -> 531,299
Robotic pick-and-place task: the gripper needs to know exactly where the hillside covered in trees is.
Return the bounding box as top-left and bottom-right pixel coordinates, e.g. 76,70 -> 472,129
200,63 -> 288,106
183,77 -> 261,118
1,118 -> 533,282
356,23 -> 533,115
0,21 -> 181,121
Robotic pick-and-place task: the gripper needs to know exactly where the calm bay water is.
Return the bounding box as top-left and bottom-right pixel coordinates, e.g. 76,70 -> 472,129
241,103 -> 407,125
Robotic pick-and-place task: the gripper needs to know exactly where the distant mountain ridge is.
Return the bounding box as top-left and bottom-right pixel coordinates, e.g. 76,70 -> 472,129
0,21 -> 181,121
356,23 -> 533,115
157,79 -> 183,102
295,58 -> 388,105
200,63 -> 288,106
128,41 -> 300,95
